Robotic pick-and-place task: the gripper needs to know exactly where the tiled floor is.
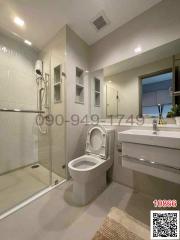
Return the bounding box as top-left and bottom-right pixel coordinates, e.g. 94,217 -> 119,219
0,164 -> 63,215
0,181 -> 154,240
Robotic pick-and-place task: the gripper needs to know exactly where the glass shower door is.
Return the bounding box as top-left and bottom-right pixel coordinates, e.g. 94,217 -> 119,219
0,32 -> 51,215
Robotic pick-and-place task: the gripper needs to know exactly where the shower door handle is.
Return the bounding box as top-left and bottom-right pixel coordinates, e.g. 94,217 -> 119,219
0,108 -> 45,113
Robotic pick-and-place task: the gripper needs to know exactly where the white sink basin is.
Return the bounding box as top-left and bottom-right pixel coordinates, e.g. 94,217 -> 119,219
118,129 -> 180,149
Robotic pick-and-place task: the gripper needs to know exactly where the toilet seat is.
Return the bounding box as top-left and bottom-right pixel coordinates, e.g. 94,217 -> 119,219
86,126 -> 108,159
68,154 -> 113,184
68,155 -> 104,172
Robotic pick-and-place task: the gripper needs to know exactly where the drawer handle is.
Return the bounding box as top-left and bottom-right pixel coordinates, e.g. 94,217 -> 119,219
122,155 -> 180,173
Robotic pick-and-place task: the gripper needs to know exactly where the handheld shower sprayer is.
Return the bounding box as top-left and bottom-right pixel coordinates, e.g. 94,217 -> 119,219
35,60 -> 43,76
35,60 -> 49,134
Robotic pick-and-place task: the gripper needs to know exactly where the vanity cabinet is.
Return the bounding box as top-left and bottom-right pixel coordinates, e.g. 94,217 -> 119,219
119,130 -> 180,184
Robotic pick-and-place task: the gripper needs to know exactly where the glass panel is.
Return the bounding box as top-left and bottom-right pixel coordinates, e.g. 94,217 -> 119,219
0,32 -> 51,214
49,45 -> 66,183
0,112 -> 50,213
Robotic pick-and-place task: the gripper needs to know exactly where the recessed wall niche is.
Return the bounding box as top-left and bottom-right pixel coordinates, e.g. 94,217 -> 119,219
75,67 -> 84,104
54,65 -> 62,103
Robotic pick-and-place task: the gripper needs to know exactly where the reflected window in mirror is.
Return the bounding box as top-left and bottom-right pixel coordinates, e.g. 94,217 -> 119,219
174,57 -> 180,105
94,78 -> 101,107
140,70 -> 173,118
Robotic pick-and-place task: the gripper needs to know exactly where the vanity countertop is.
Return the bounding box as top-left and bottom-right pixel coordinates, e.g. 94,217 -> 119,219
118,129 -> 180,148
87,122 -> 180,130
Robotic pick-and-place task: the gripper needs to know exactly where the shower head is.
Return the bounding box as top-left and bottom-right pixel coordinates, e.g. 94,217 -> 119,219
35,60 -> 43,76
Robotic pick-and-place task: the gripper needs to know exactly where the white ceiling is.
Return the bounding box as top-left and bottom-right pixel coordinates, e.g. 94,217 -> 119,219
104,39 -> 180,77
0,0 -> 162,49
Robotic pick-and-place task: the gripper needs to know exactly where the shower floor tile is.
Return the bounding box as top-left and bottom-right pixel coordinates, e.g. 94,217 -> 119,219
0,164 -> 63,214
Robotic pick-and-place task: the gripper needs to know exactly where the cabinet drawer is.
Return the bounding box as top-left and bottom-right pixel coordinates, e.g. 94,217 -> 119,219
122,143 -> 180,169
122,155 -> 180,184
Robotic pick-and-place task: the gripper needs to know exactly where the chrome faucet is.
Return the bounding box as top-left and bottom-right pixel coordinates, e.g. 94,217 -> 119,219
152,119 -> 158,134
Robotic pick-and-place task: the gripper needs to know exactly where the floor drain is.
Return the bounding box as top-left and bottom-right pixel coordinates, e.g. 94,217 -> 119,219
55,180 -> 59,185
31,164 -> 40,169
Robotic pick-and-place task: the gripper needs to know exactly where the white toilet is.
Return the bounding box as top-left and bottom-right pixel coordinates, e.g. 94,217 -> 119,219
68,125 -> 114,205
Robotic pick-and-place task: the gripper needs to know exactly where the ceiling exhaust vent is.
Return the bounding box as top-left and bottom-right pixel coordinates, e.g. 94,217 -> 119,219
91,11 -> 110,31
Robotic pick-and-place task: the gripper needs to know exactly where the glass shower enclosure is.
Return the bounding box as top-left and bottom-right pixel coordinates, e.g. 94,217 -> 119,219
0,31 -> 65,215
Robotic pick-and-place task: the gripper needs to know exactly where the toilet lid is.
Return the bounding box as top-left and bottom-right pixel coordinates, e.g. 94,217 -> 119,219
86,126 -> 108,159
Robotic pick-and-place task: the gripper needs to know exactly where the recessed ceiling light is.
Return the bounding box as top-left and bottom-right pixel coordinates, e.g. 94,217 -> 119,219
14,17 -> 25,27
24,40 -> 32,46
1,46 -> 7,53
134,46 -> 142,53
85,70 -> 89,73
108,80 -> 112,83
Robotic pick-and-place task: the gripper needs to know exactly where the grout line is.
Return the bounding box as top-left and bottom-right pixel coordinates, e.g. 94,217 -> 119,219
0,179 -> 67,221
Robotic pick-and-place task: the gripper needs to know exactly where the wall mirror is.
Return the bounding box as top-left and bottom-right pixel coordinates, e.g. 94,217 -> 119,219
90,38 -> 180,121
